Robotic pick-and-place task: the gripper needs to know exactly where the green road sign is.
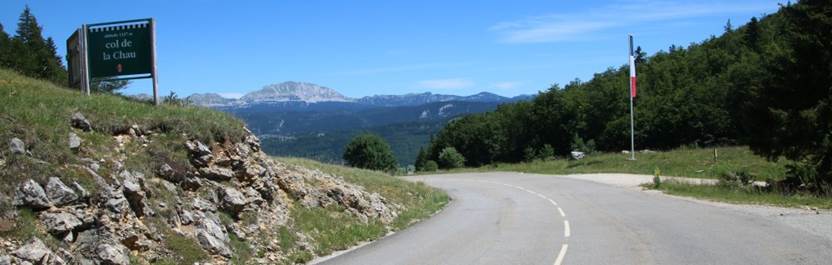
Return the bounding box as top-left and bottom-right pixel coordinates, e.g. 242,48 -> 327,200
87,21 -> 153,78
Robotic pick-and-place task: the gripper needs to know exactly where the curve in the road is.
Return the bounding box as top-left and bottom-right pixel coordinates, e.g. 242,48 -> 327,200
318,172 -> 832,265
474,179 -> 571,265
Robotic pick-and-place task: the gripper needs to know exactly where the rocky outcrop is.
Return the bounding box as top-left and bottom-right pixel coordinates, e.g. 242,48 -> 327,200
70,112 -> 92,132
8,138 -> 25,155
196,213 -> 232,257
68,132 -> 82,150
13,179 -> 51,210
11,238 -> 65,264
199,166 -> 234,181
185,140 -> 213,167
40,211 -> 83,238
45,177 -> 78,206
95,244 -> 129,265
218,187 -> 246,215
4,127 -> 398,264
121,171 -> 152,217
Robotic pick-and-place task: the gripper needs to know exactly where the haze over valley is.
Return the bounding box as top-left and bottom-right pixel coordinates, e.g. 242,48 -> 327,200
187,81 -> 532,165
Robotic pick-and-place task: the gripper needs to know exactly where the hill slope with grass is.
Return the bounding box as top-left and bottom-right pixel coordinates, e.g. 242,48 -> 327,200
0,68 -> 447,264
456,147 -> 787,181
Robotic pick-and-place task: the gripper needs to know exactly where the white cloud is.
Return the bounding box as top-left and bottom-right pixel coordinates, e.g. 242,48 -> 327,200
494,81 -> 522,90
491,0 -> 779,43
417,78 -> 474,89
218,92 -> 244,99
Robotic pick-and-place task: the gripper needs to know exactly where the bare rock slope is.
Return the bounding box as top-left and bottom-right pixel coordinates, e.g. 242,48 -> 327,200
1,114 -> 396,264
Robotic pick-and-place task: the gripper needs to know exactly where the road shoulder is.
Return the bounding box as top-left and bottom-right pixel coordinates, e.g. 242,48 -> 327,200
545,173 -> 832,243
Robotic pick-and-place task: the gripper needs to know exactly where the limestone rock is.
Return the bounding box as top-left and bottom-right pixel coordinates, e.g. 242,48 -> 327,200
95,244 -> 129,265
40,211 -> 83,237
243,127 -> 261,151
178,208 -> 195,225
70,112 -> 92,132
218,187 -> 246,214
239,160 -> 265,180
101,186 -> 129,215
121,234 -> 153,252
157,163 -> 175,181
68,132 -> 82,150
12,238 -> 64,264
45,177 -> 78,206
191,198 -> 217,212
180,176 -> 203,191
9,138 -> 25,154
185,140 -> 213,167
72,181 -> 90,200
196,213 -> 231,257
121,171 -> 152,217
13,179 -> 51,210
199,166 -> 234,181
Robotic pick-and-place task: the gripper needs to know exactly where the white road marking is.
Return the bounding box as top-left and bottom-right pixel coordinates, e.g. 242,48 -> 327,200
554,244 -> 569,265
474,179 -> 571,264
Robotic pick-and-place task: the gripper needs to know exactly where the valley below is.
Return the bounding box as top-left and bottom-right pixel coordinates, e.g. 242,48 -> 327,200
188,81 -> 531,165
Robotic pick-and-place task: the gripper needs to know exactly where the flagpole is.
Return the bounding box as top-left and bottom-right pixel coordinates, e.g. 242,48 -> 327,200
628,34 -> 635,161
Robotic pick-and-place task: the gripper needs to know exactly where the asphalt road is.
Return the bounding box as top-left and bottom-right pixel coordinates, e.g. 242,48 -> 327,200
317,172 -> 832,265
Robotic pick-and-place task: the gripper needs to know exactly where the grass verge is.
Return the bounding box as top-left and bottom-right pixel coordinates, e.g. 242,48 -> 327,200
643,181 -> 832,209
276,157 -> 449,258
440,146 -> 787,180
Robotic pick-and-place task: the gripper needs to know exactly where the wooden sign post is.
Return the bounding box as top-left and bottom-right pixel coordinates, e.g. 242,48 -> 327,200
67,18 -> 159,105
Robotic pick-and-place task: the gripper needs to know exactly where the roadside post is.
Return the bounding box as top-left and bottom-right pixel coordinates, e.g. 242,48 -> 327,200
628,34 -> 637,160
67,18 -> 159,105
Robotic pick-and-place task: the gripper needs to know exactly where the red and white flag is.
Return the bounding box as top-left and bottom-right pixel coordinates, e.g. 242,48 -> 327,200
629,35 -> 637,98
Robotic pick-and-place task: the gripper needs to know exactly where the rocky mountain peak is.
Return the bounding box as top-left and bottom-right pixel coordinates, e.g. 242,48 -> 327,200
187,93 -> 234,106
241,82 -> 350,103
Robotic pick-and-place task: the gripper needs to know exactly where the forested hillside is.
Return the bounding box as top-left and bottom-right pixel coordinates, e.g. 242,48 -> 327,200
423,1 -> 831,193
0,6 -> 66,85
427,11 -> 777,164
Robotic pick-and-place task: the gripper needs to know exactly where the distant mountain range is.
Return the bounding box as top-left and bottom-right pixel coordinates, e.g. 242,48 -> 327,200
187,81 -> 531,107
187,81 -> 534,165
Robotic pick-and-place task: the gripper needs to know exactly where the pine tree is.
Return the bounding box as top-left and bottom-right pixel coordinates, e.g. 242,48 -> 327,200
415,147 -> 428,171
743,0 -> 832,193
11,5 -> 67,84
15,6 -> 43,44
634,46 -> 646,64
0,22 -> 10,68
724,19 -> 733,33
745,17 -> 761,52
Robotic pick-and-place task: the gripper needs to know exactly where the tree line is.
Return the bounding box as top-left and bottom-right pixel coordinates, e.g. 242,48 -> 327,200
0,6 -> 129,92
419,0 -> 831,193
0,6 -> 67,85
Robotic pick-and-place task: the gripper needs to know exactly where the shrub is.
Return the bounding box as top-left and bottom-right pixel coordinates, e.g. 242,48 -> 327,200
342,133 -> 397,171
523,147 -> 537,162
571,135 -> 596,154
538,144 -> 555,160
653,167 -> 662,188
719,170 -> 756,187
438,147 -> 465,169
422,160 -> 438,172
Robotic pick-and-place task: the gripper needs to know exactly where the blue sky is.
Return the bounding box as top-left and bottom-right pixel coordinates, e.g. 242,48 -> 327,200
1,0 -> 782,98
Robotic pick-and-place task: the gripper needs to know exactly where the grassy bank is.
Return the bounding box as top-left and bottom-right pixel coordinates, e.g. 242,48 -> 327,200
0,68 -> 246,210
0,68 -> 450,264
644,181 -> 832,209
276,157 -> 449,260
445,146 -> 787,180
